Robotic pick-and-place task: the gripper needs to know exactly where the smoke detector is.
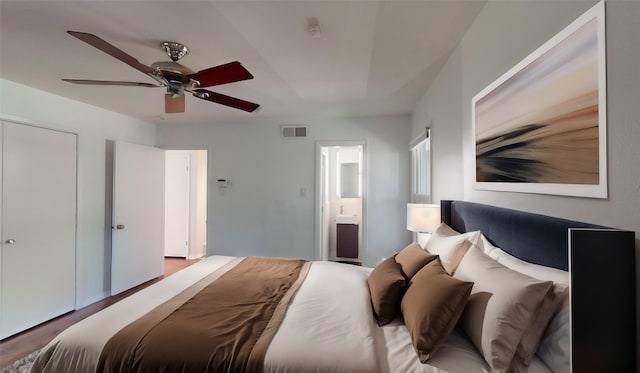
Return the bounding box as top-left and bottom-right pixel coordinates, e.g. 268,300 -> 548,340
307,17 -> 322,38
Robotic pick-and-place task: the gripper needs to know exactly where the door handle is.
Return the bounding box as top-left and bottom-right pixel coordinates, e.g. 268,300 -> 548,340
116,224 -> 125,230
5,239 -> 15,244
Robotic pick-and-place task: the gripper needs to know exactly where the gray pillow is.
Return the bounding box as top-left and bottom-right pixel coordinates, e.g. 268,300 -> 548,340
454,246 -> 553,372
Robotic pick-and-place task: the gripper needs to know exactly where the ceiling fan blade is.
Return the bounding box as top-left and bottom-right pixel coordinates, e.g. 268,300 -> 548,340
189,61 -> 254,88
67,31 -> 154,75
192,89 -> 259,112
165,94 -> 186,113
62,79 -> 160,87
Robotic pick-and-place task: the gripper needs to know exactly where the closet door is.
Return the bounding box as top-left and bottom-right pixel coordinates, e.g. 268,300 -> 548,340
0,121 -> 77,338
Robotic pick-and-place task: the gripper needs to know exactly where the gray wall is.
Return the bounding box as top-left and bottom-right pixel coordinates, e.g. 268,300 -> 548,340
157,115 -> 412,267
412,0 -> 640,361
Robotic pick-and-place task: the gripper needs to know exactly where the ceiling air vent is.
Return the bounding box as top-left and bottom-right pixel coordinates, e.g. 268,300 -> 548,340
281,125 -> 308,139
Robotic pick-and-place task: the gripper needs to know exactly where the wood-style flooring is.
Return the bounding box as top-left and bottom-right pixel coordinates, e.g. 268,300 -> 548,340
0,257 -> 199,368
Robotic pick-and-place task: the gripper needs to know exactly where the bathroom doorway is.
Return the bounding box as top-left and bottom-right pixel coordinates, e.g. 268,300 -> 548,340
315,141 -> 366,264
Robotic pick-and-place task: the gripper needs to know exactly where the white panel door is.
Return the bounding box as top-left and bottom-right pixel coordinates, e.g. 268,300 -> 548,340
0,121 -> 77,338
111,141 -> 164,295
164,152 -> 190,257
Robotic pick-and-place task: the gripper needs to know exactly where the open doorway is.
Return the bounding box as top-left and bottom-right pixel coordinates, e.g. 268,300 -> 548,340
164,149 -> 207,259
315,141 -> 366,265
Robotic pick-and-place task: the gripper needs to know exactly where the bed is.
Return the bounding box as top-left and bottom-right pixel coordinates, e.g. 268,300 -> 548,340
31,200 -> 636,372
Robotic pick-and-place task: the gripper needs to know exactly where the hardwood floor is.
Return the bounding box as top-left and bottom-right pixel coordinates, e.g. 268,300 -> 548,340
0,257 -> 199,368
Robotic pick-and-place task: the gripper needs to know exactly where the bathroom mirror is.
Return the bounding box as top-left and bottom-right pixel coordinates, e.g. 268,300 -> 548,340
340,162 -> 359,198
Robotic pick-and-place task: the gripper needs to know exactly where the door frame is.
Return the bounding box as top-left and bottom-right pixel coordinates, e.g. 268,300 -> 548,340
160,145 -> 211,259
314,140 -> 368,262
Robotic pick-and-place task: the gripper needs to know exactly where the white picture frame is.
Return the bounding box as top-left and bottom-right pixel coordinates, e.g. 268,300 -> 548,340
472,1 -> 607,199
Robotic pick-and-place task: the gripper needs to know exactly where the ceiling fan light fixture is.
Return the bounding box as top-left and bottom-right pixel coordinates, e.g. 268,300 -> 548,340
165,93 -> 186,113
161,41 -> 189,62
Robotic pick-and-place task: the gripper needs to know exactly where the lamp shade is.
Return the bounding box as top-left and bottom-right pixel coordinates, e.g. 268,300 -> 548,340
407,203 -> 441,233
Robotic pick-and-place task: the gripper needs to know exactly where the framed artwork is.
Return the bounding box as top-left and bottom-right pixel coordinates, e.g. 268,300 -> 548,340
472,1 -> 606,198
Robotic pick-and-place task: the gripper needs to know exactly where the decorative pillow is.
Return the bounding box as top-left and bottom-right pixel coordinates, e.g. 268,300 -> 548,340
401,258 -> 473,363
453,245 -> 553,372
479,234 -> 570,371
367,256 -> 407,326
424,223 -> 480,275
394,242 -> 437,279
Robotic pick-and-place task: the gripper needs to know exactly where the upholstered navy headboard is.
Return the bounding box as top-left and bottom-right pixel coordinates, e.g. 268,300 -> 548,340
440,200 -> 636,372
440,200 -> 603,270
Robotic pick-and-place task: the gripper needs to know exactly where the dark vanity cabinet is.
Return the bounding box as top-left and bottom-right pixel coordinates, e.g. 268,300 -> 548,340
336,223 -> 358,259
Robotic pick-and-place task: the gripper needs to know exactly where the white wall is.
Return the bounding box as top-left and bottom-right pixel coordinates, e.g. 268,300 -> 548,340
156,115 -> 412,267
411,0 -> 640,361
0,79 -> 156,308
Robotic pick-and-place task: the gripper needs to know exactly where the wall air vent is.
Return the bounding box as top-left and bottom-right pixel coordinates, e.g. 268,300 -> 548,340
280,125 -> 308,139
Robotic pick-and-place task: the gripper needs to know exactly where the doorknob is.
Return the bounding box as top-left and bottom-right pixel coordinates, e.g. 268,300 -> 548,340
116,224 -> 125,230
5,239 -> 15,244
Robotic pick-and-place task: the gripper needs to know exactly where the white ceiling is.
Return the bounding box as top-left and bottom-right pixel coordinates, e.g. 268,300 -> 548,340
0,1 -> 485,125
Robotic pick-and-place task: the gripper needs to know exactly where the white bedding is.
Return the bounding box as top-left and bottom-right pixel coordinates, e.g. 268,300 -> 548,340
33,256 -> 552,373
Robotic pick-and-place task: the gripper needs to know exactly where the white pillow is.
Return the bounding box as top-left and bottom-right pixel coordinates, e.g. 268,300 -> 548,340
416,232 -> 432,248
454,245 -> 553,372
479,234 -> 569,285
479,234 -> 499,257
478,234 -> 570,372
424,223 -> 480,275
535,299 -> 570,373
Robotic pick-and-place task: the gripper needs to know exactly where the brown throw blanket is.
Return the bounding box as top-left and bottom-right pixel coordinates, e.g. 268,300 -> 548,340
97,257 -> 310,373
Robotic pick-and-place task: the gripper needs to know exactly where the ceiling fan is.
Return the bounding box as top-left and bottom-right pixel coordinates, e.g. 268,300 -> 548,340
62,31 -> 259,113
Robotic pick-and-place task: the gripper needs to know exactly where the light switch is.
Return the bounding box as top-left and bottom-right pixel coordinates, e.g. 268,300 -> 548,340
300,187 -> 307,197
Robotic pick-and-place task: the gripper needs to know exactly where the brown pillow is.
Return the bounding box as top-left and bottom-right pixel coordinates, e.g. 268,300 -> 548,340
401,258 -> 474,363
367,256 -> 407,325
394,242 -> 437,279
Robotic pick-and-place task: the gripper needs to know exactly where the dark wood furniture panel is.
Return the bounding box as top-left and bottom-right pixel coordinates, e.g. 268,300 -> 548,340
570,229 -> 636,373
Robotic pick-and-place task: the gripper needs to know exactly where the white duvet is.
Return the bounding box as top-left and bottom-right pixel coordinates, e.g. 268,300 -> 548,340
33,256 -> 551,373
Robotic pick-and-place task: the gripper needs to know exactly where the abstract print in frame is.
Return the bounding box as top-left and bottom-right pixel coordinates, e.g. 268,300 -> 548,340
472,1 -> 606,198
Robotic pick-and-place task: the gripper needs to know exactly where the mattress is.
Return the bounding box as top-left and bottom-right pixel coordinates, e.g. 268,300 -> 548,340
33,256 -> 552,372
